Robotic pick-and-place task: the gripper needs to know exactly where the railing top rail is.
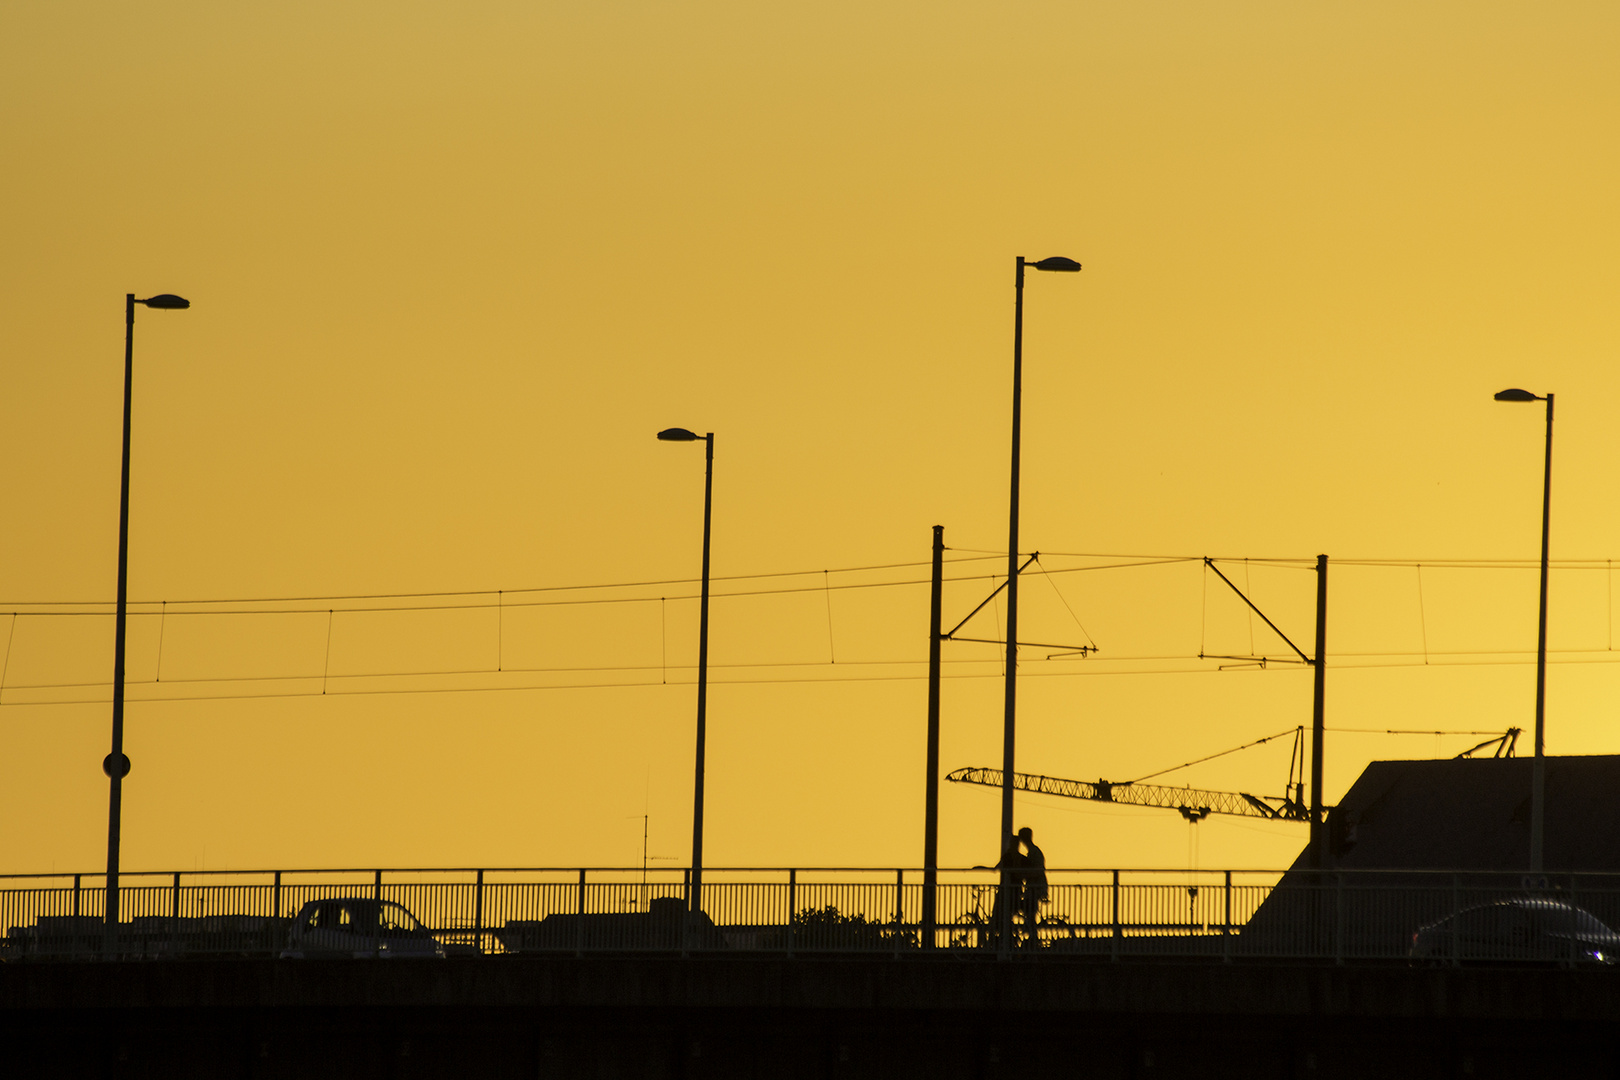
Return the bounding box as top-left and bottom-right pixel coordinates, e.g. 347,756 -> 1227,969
3,865 -> 1620,884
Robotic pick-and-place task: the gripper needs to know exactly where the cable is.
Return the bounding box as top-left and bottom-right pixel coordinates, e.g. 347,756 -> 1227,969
14,647 -> 1620,710
1125,728 -> 1298,785
1325,727 -> 1508,736
1033,556 -> 1097,651
12,552 -> 1620,620
0,554 -> 1006,610
12,642 -> 1620,697
0,568 -> 1010,619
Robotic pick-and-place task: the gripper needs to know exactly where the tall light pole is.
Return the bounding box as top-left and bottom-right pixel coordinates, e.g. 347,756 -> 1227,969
657,427 -> 713,911
105,292 -> 191,954
1494,387 -> 1553,873
1002,256 -> 1079,847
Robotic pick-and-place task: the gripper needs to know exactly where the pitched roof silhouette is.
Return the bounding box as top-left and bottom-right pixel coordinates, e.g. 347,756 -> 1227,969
1300,754 -> 1620,873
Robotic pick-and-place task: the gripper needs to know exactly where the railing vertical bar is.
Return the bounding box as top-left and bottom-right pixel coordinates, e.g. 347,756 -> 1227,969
474,869 -> 485,954
1458,874 -> 1470,965
787,869 -> 796,957
576,869 -> 586,956
1111,870 -> 1121,960
894,869 -> 903,958
1334,873 -> 1344,965
1222,870 -> 1232,963
1568,874 -> 1579,967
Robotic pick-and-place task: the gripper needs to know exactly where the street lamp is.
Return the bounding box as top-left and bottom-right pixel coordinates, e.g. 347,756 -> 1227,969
1001,256 -> 1080,848
105,293 -> 191,954
657,426 -> 714,911
1494,388 -> 1553,873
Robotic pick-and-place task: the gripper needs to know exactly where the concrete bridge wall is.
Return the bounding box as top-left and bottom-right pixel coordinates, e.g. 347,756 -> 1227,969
2,956 -> 1614,1078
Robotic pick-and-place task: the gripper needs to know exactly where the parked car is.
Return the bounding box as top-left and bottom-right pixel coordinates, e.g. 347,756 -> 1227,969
1410,898 -> 1620,964
280,898 -> 444,959
496,896 -> 728,952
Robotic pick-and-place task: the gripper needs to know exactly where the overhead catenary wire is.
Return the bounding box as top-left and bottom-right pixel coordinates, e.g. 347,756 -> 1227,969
9,551 -> 1609,621
13,641 -> 1620,700
1033,556 -> 1098,652
0,614 -> 13,691
1416,564 -> 1429,665
823,570 -> 836,664
1325,727 -> 1511,736
155,600 -> 167,683
0,554 -> 1204,619
14,549 -> 1620,710
0,567 -> 1025,618
14,649 -> 1620,710
0,554 -> 1009,611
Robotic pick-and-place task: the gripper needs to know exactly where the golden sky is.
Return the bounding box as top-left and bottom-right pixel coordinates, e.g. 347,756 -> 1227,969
2,1 -> 1618,876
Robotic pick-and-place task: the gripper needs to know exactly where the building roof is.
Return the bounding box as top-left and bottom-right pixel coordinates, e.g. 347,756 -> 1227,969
1299,754 -> 1620,873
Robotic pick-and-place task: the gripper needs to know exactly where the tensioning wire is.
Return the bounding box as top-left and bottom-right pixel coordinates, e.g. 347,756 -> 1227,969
0,554 -> 1007,610
10,651 -> 1620,710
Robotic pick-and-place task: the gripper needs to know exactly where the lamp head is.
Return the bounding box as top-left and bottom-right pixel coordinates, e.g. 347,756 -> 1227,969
139,294 -> 191,309
1494,388 -> 1540,402
657,427 -> 702,442
1032,256 -> 1082,273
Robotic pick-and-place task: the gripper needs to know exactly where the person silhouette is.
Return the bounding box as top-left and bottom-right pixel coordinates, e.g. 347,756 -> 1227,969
989,832 -> 1025,949
1017,826 -> 1047,945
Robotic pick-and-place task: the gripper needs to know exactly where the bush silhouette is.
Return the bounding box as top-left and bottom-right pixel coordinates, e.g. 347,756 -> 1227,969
789,905 -> 917,950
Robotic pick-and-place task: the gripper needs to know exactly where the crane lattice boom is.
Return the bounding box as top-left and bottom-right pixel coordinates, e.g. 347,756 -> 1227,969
945,767 -> 1308,822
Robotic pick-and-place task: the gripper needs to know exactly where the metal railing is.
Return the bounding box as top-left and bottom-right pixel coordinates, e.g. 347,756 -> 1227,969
4,867 -> 1617,963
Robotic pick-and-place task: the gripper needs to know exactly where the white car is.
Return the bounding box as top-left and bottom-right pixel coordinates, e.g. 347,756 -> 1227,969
280,898 -> 445,959
1409,898 -> 1620,965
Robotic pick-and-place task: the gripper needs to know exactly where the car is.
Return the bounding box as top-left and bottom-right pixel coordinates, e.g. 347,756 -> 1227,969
280,898 -> 445,959
1409,897 -> 1620,964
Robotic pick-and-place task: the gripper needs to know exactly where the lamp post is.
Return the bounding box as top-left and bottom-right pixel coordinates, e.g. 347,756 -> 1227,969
105,292 -> 191,954
1494,387 -> 1553,873
1001,256 -> 1080,847
657,427 -> 713,911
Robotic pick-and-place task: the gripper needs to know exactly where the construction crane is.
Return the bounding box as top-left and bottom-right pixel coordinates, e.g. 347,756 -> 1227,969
948,726 -> 1524,822
946,727 -> 1311,823
946,766 -> 1309,823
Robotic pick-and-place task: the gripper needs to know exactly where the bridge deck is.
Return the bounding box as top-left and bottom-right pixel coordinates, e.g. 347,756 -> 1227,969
2,955 -> 1616,1078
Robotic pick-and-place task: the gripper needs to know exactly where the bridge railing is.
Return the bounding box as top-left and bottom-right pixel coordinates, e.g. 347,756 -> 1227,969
4,867 -> 1617,962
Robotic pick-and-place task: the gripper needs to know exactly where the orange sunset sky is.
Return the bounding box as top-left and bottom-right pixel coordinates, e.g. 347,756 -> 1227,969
2,1 -> 1618,876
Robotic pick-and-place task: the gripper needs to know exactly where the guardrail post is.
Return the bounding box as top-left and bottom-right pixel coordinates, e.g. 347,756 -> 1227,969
1567,874 -> 1579,967
474,870 -> 485,954
1458,874 -> 1470,965
1334,873 -> 1345,964
1222,871 -> 1232,963
787,870 -> 796,957
576,869 -> 586,956
1111,870 -> 1121,961
894,869 -> 904,957
172,872 -> 181,957
73,874 -> 81,918
272,871 -> 282,920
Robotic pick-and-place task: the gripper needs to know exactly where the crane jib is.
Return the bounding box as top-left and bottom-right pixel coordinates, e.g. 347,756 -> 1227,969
944,767 -> 1309,823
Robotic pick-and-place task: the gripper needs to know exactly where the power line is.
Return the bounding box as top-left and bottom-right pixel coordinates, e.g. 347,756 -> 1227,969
0,557 -> 1196,619
0,568 -> 1003,618
0,554 -> 1006,611
7,552 -> 1616,618
11,648 -> 1620,710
